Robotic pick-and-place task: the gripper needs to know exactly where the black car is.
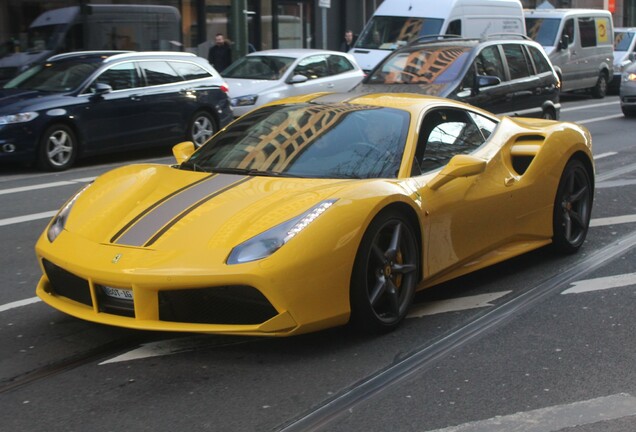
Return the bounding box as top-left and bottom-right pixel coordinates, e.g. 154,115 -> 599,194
352,36 -> 561,120
0,51 -> 233,170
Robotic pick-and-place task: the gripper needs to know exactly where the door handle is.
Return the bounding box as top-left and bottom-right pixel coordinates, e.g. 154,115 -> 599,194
129,95 -> 142,101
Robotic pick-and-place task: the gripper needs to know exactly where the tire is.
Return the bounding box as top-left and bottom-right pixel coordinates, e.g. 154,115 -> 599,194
541,107 -> 557,120
189,111 -> 216,148
37,124 -> 77,171
621,105 -> 636,117
591,73 -> 607,99
552,159 -> 593,254
350,210 -> 419,333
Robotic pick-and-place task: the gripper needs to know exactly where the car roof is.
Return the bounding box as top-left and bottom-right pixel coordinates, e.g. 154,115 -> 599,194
246,49 -> 350,58
47,51 -> 200,63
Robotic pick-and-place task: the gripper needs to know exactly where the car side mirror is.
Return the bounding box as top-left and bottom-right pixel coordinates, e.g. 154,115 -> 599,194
558,34 -> 570,51
92,82 -> 113,96
172,141 -> 195,165
629,52 -> 636,62
427,155 -> 487,191
288,74 -> 309,84
476,75 -> 501,88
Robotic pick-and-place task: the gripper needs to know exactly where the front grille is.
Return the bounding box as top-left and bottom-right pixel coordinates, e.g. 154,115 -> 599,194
42,259 -> 92,306
96,285 -> 135,318
159,286 -> 278,325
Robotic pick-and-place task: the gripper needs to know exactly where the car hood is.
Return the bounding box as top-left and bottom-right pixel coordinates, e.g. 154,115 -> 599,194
224,78 -> 283,98
63,164 -> 351,251
0,88 -> 68,113
352,82 -> 452,97
0,50 -> 51,69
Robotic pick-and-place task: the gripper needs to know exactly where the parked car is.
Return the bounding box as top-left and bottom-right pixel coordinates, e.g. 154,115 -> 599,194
0,51 -> 233,171
222,49 -> 364,117
612,27 -> 636,91
352,36 -> 561,119
525,8 -> 614,98
619,62 -> 636,116
35,92 -> 594,336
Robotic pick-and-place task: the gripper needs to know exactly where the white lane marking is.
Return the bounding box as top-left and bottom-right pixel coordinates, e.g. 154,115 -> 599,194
0,177 -> 95,196
560,100 -> 619,112
0,297 -> 41,313
597,179 -> 636,188
0,211 -> 56,227
562,272 -> 636,295
593,151 -> 618,160
590,214 -> 636,227
577,114 -> 624,124
407,291 -> 511,318
424,393 -> 636,432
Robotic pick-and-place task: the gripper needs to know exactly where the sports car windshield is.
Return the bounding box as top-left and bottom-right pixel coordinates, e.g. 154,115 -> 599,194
181,103 -> 410,179
222,55 -> 295,80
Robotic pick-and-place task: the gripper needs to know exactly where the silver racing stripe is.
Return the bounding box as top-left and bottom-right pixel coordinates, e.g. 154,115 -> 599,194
114,174 -> 248,247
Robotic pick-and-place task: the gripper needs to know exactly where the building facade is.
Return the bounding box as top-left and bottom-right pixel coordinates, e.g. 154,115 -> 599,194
0,0 -> 634,62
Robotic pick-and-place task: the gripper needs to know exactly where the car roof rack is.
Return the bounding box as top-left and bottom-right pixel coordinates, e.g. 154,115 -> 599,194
406,34 -> 468,46
47,50 -> 132,62
482,33 -> 531,41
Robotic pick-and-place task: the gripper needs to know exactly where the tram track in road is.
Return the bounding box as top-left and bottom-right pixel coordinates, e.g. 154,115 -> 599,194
275,228 -> 636,432
0,335 -> 144,395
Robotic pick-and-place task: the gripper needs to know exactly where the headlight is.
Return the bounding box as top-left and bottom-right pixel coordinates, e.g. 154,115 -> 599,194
231,95 -> 258,107
623,72 -> 636,82
47,184 -> 91,242
0,112 -> 39,125
227,200 -> 337,264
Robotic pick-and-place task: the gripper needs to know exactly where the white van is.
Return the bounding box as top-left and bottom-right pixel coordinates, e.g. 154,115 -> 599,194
525,8 -> 613,98
350,0 -> 526,72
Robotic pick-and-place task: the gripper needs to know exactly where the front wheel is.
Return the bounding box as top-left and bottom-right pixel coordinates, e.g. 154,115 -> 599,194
552,159 -> 593,254
189,111 -> 216,148
37,124 -> 77,171
350,210 -> 419,333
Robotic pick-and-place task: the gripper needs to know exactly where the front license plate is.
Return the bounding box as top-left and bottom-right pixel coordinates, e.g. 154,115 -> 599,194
102,286 -> 134,300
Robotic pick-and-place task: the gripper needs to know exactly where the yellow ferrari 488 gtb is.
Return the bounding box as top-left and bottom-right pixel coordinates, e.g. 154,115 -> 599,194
35,93 -> 594,336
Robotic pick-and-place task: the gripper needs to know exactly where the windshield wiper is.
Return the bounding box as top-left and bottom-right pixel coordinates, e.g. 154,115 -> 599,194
211,167 -> 302,178
179,160 -> 205,172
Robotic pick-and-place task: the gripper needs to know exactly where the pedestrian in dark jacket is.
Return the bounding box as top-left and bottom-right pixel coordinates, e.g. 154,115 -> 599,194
340,30 -> 355,52
208,33 -> 232,72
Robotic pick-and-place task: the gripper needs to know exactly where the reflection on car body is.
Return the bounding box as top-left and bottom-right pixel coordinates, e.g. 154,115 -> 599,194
36,92 -> 594,337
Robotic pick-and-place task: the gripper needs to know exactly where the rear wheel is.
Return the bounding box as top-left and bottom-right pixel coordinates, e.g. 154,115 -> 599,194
591,73 -> 607,99
189,111 -> 216,148
350,210 -> 419,333
621,105 -> 636,117
37,124 -> 77,171
552,159 -> 593,253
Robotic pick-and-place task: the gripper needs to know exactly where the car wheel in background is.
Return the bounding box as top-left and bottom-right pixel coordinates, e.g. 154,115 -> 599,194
350,210 -> 419,333
552,159 -> 593,254
542,107 -> 557,120
621,105 -> 636,117
590,73 -> 607,98
189,111 -> 217,148
37,124 -> 77,171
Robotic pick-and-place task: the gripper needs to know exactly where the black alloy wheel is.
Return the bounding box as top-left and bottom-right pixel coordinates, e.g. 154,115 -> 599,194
350,210 -> 419,333
552,159 -> 593,253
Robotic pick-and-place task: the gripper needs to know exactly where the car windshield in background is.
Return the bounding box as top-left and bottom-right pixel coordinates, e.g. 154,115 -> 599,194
367,46 -> 471,84
182,103 -> 410,179
222,56 -> 295,80
4,60 -> 100,91
615,31 -> 635,51
526,18 -> 561,47
355,16 -> 444,50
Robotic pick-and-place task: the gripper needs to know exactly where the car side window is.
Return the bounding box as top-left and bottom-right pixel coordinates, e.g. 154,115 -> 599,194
468,112 -> 498,139
477,46 -> 506,82
415,108 -> 486,173
527,45 -> 552,74
140,61 -> 182,86
95,62 -> 140,91
578,18 -> 597,48
169,61 -> 213,81
326,54 -> 354,75
294,55 -> 329,80
503,44 -> 532,80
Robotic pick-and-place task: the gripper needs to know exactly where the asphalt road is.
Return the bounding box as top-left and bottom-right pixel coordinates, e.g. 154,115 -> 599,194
1,95 -> 635,432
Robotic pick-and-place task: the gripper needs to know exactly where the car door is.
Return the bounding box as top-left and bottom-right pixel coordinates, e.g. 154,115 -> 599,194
79,61 -> 149,152
553,18 -> 579,92
454,45 -> 513,114
286,54 -> 335,95
412,107 -> 515,278
324,54 -> 363,91
501,43 -> 543,117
